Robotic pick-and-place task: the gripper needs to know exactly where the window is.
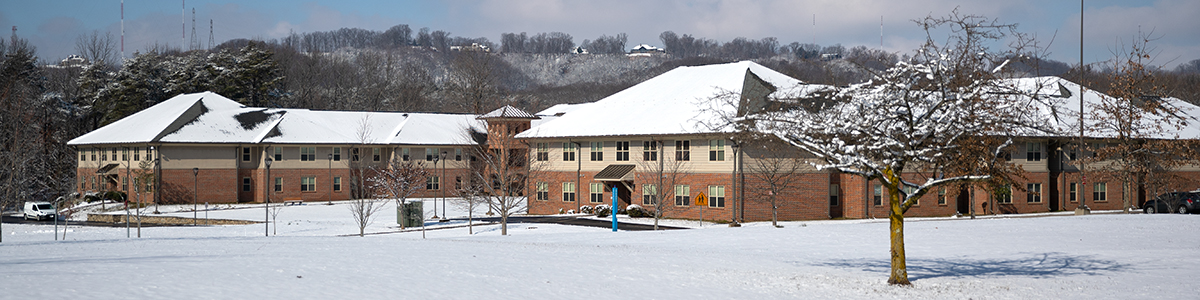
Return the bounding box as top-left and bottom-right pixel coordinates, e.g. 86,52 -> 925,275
332,147 -> 341,161
536,143 -> 549,161
562,182 -> 576,202
242,177 -> 251,192
373,148 -> 381,161
643,184 -> 658,205
1094,182 -> 1107,202
563,143 -> 577,161
708,186 -> 725,208
426,176 -> 440,190
272,147 -> 282,161
111,148 -> 117,161
333,177 -> 342,191
904,186 -> 918,206
133,147 -> 140,161
873,184 -> 882,206
301,176 -> 316,192
455,148 -> 462,161
1069,182 -> 1078,202
79,149 -> 86,161
997,184 -> 1013,204
91,148 -> 97,161
1026,183 -> 1042,203
829,184 -> 840,206
274,177 -> 283,192
455,176 -> 462,190
1026,142 -> 1042,161
301,147 -> 316,161
401,148 -> 410,161
242,147 -> 251,161
937,188 -> 947,205
674,185 -> 690,206
675,140 -> 690,161
122,148 -> 129,161
590,183 -> 605,203
709,140 -> 725,161
536,182 -> 549,201
425,148 -> 436,161
643,141 -> 658,161
101,148 -> 107,161
615,141 -> 629,161
122,177 -> 128,191
352,148 -> 360,161
590,142 -> 604,161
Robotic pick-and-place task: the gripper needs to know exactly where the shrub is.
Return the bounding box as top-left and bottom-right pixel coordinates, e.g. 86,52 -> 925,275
579,205 -> 593,214
594,204 -> 611,217
626,204 -> 652,218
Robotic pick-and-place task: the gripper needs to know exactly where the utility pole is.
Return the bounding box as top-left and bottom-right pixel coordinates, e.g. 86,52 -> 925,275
190,8 -> 197,51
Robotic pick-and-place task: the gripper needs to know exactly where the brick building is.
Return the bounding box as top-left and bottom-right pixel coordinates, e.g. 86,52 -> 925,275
68,92 -> 486,205
516,61 -> 1200,222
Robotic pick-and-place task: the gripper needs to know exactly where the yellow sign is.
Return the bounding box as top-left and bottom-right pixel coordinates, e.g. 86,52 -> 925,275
695,192 -> 708,206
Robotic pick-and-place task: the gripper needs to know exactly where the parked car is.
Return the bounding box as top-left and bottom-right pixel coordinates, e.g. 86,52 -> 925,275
23,202 -> 57,221
1143,192 -> 1200,214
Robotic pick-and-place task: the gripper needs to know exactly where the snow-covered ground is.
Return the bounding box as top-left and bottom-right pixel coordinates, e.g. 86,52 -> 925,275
3,199 -> 1198,299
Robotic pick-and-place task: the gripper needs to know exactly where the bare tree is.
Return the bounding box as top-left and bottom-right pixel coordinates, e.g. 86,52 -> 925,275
634,140 -> 692,230
741,135 -> 808,227
455,184 -> 488,234
1085,32 -> 1200,211
75,30 -> 117,67
269,203 -> 284,235
368,158 -> 428,229
348,116 -> 386,236
464,124 -> 527,236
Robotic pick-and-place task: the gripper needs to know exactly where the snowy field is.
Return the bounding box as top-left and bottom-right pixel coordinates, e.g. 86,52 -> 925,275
3,199 -> 1199,299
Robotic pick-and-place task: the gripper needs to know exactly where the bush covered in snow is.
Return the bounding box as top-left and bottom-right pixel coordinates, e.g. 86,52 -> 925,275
593,205 -> 611,217
626,204 -> 651,218
579,205 -> 593,214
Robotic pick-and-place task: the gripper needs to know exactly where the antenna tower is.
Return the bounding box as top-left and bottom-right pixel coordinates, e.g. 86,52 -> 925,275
190,8 -> 198,50
209,19 -> 215,50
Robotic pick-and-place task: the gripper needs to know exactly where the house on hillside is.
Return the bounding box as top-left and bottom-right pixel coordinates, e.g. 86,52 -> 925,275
67,92 -> 489,205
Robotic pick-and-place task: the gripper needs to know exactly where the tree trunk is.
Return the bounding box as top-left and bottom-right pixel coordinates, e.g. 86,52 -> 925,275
887,185 -> 910,285
500,212 -> 508,235
770,192 -> 778,227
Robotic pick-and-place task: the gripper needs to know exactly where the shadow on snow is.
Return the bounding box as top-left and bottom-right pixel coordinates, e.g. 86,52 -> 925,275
808,252 -> 1129,281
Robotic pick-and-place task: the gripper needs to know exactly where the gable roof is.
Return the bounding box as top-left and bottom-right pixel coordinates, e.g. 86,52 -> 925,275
516,61 -> 810,139
1003,76 -> 1200,140
68,91 -> 484,146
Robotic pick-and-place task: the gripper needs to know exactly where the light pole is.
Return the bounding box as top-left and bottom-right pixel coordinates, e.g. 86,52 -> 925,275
328,153 -> 333,205
573,141 -> 582,213
431,154 -> 440,220
264,157 -> 272,237
192,167 -> 198,226
440,150 -> 448,222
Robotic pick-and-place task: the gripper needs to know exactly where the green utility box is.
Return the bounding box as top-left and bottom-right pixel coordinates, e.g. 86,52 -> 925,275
397,201 -> 424,228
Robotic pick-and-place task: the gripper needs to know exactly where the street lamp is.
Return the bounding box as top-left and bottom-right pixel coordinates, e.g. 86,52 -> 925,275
328,153 -> 333,205
264,157 -> 272,237
192,167 -> 198,226
440,150 -> 448,222
431,154 -> 440,220
573,141 -> 582,213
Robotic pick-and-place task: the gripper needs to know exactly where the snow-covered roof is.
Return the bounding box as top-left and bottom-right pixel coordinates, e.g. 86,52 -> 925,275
535,103 -> 592,117
478,105 -> 538,119
516,61 -> 808,139
1003,76 -> 1200,140
68,92 -> 484,146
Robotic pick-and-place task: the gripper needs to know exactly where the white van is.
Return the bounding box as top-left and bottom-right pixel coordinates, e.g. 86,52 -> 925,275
23,202 -> 56,221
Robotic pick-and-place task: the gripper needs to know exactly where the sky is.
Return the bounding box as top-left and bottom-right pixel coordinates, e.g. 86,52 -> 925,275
3,0 -> 1197,69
